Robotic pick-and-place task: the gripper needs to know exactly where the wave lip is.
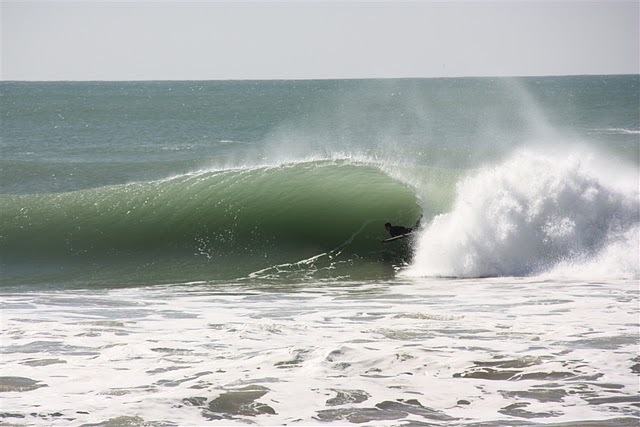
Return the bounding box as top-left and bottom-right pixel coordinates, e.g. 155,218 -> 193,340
404,149 -> 640,279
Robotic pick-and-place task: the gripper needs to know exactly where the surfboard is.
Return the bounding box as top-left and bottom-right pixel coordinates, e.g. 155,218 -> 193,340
381,232 -> 412,243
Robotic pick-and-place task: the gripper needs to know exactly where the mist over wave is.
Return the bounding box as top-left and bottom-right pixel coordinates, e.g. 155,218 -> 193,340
405,148 -> 639,279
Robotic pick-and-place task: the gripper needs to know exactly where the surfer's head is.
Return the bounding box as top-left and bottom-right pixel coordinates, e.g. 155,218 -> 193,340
384,222 -> 391,230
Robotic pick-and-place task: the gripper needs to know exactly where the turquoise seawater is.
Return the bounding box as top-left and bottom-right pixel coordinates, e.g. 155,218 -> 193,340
1,76 -> 638,287
1,76 -> 638,426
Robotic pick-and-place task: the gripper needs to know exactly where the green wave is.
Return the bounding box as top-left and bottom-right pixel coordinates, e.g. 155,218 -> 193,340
1,160 -> 422,285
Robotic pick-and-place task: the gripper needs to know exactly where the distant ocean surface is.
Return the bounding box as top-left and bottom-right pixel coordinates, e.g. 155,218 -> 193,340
1,76 -> 638,426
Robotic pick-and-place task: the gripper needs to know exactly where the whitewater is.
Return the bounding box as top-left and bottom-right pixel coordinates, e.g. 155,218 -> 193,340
1,76 -> 638,426
406,148 -> 639,279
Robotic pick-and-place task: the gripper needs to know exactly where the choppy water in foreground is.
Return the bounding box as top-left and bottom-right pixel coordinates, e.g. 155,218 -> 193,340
2,278 -> 638,426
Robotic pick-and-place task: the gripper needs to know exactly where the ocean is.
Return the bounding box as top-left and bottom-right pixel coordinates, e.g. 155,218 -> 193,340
1,76 -> 638,426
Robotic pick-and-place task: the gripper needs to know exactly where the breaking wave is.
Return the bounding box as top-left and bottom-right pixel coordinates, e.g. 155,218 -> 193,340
405,149 -> 639,279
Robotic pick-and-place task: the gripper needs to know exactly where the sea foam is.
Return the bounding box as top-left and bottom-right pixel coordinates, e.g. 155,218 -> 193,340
405,149 -> 639,279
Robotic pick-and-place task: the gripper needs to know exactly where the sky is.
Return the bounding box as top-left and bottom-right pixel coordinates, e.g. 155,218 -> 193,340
2,1 -> 639,81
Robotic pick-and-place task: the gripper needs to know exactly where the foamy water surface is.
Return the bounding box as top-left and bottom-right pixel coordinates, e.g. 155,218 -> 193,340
1,278 -> 638,426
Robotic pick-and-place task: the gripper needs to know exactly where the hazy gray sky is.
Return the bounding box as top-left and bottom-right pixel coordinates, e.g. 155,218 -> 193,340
2,1 -> 638,80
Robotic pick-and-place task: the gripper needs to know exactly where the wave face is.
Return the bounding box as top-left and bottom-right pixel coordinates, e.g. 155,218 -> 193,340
405,150 -> 639,279
0,160 -> 421,285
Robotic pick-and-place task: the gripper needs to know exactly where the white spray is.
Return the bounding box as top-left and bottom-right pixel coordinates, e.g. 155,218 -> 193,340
404,148 -> 639,279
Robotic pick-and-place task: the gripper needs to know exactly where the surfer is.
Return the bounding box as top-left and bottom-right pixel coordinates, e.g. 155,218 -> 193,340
385,215 -> 422,237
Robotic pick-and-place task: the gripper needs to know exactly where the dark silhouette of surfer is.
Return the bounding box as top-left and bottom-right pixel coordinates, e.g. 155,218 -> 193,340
385,215 -> 422,237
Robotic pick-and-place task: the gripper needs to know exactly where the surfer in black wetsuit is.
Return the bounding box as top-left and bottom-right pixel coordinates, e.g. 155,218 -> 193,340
385,215 -> 422,237
385,223 -> 412,237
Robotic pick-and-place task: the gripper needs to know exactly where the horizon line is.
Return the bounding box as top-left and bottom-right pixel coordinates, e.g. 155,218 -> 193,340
2,72 -> 638,83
